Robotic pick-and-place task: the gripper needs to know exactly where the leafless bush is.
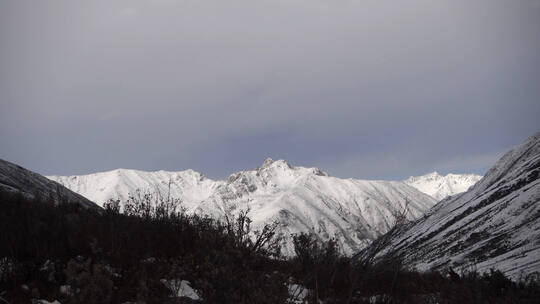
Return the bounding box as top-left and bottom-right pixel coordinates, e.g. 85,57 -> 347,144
224,207 -> 282,258
121,180 -> 184,219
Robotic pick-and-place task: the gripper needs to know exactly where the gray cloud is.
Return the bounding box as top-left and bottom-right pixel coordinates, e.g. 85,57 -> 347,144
1,0 -> 539,179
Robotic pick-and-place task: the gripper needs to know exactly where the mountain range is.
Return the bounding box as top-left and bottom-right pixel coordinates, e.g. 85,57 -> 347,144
3,131 -> 537,276
47,168 -> 480,208
49,159 -> 441,255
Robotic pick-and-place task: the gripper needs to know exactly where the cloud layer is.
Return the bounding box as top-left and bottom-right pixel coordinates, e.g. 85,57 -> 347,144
1,0 -> 539,179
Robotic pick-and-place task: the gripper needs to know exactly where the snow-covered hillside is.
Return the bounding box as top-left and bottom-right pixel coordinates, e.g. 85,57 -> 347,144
49,169 -> 221,211
377,132 -> 540,279
194,159 -> 437,255
0,159 -> 98,209
404,172 -> 482,201
48,158 -> 436,255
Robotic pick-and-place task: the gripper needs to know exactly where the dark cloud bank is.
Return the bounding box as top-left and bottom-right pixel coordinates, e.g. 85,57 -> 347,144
1,0 -> 539,180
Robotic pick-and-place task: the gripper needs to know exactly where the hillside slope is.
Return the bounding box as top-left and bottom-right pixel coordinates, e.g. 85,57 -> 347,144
49,168 -> 221,211
0,159 -> 98,209
377,132 -> 540,279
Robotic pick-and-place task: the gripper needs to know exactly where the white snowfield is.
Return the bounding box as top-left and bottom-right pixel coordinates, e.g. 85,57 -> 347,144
49,168 -> 219,211
378,132 -> 540,280
48,158 -> 436,255
404,172 -> 482,201
160,279 -> 201,300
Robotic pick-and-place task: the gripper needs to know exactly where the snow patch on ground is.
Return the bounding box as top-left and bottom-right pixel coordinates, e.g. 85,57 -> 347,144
287,283 -> 308,303
160,279 -> 201,300
36,300 -> 61,304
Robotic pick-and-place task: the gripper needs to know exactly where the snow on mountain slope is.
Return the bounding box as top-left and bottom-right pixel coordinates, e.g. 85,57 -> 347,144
0,159 -> 98,209
49,158 -> 437,255
404,172 -> 482,201
377,132 -> 540,279
195,159 -> 437,255
48,169 -> 222,211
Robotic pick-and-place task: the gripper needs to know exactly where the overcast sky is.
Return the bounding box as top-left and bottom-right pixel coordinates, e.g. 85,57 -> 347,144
1,0 -> 539,180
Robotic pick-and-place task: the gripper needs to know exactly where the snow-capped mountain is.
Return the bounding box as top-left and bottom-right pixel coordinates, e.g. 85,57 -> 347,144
48,158 -> 437,255
0,159 -> 98,209
49,168 -> 222,211
376,132 -> 540,279
194,159 -> 437,255
404,172 -> 482,201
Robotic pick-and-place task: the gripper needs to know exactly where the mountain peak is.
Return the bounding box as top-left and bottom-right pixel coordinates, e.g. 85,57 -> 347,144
427,171 -> 441,177
404,171 -> 482,200
262,157 -> 275,167
260,158 -> 291,170
258,158 -> 329,177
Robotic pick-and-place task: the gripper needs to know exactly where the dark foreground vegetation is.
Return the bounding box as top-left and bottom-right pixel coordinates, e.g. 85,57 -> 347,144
1,191 -> 539,303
